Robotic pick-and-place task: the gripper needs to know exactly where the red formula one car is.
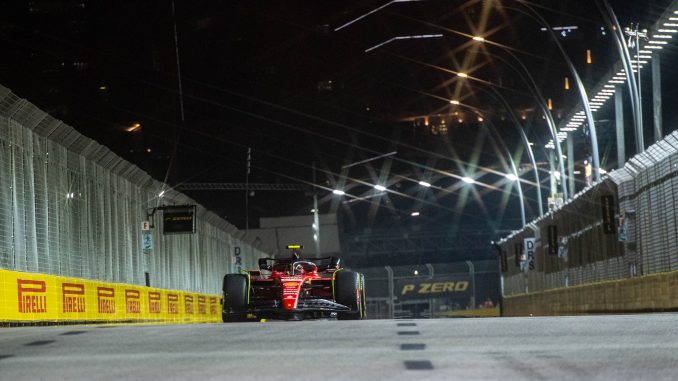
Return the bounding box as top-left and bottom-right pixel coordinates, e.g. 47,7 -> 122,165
222,246 -> 366,321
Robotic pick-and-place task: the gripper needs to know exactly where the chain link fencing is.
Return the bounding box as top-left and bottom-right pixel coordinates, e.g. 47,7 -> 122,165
0,84 -> 268,295
499,131 -> 678,296
357,261 -> 500,319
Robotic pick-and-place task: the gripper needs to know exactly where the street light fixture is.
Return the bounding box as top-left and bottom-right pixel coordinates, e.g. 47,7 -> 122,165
374,184 -> 387,191
126,123 -> 141,132
418,180 -> 432,187
505,173 -> 519,182
512,0 -> 601,183
481,119 -> 527,227
465,40 -> 566,204
450,99 -> 460,105
441,98 -> 527,226
448,96 -> 529,226
332,189 -> 346,196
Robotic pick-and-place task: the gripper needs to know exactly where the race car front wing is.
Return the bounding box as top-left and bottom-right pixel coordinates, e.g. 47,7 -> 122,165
248,298 -> 350,314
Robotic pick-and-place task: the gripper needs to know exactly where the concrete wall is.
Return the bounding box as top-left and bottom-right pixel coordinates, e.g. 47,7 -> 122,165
504,270 -> 678,316
499,131 -> 678,316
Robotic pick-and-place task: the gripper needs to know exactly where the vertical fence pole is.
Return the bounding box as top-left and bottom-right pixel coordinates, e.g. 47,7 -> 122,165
616,85 -> 626,167
466,260 -> 476,309
652,55 -> 663,143
385,265 -> 394,319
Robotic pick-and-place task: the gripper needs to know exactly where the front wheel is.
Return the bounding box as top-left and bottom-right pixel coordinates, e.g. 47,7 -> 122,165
222,274 -> 249,322
334,270 -> 364,320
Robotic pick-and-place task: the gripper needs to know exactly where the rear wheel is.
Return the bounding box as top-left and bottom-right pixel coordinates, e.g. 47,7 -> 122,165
222,274 -> 248,322
335,271 -> 364,320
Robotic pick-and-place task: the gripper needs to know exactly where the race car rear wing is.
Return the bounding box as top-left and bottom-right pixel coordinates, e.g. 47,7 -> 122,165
257,256 -> 341,272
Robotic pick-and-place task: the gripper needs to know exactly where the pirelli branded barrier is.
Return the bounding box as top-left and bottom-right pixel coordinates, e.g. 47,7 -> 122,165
0,269 -> 221,323
395,275 -> 471,301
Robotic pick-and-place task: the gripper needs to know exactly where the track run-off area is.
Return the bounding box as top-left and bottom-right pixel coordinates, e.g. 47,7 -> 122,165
1,314 -> 677,381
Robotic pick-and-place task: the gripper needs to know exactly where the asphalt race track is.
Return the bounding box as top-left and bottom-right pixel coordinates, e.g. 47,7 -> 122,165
1,314 -> 677,380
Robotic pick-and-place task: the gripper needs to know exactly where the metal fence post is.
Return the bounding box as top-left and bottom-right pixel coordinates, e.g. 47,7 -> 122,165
466,260 -> 476,309
385,265 -> 394,319
426,263 -> 434,318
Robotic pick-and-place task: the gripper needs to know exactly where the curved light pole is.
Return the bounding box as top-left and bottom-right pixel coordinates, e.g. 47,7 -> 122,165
513,0 -> 601,183
468,44 -> 569,200
454,70 -> 545,216
451,100 -> 527,227
596,0 -> 644,153
387,47 -> 560,206
482,119 -> 527,227
334,0 -> 424,32
476,85 -> 544,216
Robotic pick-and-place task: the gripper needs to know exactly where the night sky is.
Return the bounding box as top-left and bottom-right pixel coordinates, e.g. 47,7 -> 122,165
0,0 -> 676,242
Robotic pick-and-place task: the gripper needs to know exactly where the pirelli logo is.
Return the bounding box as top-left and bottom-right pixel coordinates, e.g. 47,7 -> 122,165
401,281 -> 469,295
167,294 -> 179,314
209,297 -> 218,315
397,278 -> 471,300
18,279 -> 47,313
7,270 -> 221,323
62,283 -> 85,313
148,292 -> 161,314
97,287 -> 116,314
125,289 -> 141,314
184,295 -> 194,315
197,295 -> 206,315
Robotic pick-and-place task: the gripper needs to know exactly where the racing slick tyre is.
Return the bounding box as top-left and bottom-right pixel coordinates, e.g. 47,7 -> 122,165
222,274 -> 249,322
335,270 -> 364,320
